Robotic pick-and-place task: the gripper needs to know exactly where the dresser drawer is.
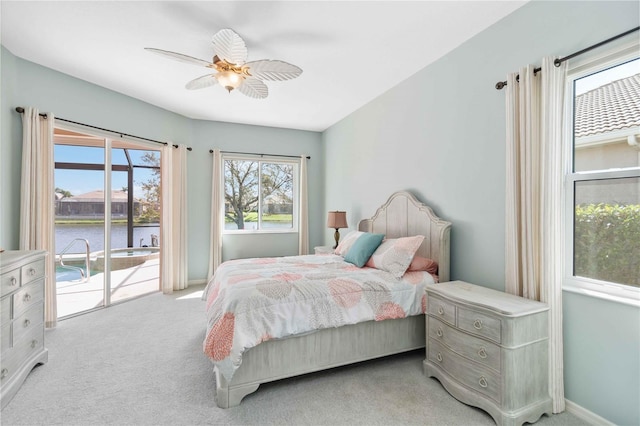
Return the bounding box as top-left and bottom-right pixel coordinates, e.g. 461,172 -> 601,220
1,268 -> 21,298
1,296 -> 11,324
428,338 -> 501,403
12,303 -> 43,344
21,258 -> 45,286
428,295 -> 456,326
457,307 -> 501,343
428,317 -> 501,372
1,322 -> 11,353
13,280 -> 44,319
1,326 -> 45,387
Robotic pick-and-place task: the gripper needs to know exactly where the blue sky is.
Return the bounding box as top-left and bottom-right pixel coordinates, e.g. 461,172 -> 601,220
55,145 -> 158,200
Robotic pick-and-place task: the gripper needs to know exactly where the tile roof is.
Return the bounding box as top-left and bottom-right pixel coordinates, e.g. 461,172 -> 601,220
575,73 -> 640,138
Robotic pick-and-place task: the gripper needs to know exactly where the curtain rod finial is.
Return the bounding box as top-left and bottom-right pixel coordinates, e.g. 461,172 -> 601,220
495,81 -> 507,90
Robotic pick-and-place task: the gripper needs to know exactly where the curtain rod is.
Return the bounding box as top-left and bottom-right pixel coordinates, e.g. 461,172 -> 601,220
14,106 -> 192,151
495,26 -> 639,90
209,149 -> 310,160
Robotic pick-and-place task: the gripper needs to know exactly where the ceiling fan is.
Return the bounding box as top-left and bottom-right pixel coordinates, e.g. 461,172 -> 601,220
145,28 -> 302,99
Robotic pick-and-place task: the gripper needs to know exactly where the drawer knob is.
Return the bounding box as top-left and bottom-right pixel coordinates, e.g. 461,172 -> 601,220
437,306 -> 444,315
479,376 -> 488,388
10,277 -> 18,286
436,328 -> 443,337
473,319 -> 483,330
1,368 -> 7,379
436,353 -> 443,362
24,319 -> 31,327
477,347 -> 487,359
23,293 -> 32,302
28,268 -> 36,276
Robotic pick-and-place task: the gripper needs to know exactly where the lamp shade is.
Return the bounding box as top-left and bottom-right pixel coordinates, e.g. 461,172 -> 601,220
327,211 -> 348,229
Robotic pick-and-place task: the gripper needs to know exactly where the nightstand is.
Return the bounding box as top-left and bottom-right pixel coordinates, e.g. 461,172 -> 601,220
314,246 -> 334,255
424,281 -> 551,426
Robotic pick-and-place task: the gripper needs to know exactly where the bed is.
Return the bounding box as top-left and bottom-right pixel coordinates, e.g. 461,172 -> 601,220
202,190 -> 452,408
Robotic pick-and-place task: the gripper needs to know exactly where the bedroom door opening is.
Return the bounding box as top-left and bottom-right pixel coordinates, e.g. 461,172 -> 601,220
54,127 -> 161,319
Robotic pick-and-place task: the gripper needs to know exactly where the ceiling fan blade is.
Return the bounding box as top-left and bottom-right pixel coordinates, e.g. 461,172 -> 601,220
145,48 -> 214,68
237,77 -> 268,99
211,28 -> 248,66
245,60 -> 303,81
185,74 -> 218,90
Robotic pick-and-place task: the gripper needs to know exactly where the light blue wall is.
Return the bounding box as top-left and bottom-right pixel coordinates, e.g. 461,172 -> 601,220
0,48 -> 323,280
322,1 -> 639,424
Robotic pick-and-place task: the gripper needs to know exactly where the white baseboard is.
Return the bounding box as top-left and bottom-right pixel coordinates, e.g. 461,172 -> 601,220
565,399 -> 614,426
188,279 -> 207,286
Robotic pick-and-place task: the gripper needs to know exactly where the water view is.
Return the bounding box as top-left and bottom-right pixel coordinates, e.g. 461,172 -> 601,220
55,223 -> 160,255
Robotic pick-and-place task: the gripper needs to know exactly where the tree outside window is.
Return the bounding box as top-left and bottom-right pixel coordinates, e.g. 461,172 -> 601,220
223,158 -> 296,231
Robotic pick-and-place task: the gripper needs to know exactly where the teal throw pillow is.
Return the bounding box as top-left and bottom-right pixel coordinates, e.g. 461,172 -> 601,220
344,233 -> 385,267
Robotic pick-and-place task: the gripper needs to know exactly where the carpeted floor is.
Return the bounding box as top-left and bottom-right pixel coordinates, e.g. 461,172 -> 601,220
1,285 -> 585,425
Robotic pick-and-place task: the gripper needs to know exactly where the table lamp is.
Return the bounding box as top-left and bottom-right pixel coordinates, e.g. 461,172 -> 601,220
327,211 -> 348,249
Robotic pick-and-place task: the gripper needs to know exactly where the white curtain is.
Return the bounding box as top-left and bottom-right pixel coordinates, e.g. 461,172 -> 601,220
20,108 -> 57,328
505,57 -> 567,413
160,144 -> 189,293
298,155 -> 309,255
207,149 -> 223,282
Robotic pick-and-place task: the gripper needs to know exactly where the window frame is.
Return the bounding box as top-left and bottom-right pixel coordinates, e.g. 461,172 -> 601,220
563,40 -> 640,306
221,154 -> 300,234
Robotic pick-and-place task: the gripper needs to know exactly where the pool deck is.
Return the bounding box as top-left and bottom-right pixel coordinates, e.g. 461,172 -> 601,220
56,258 -> 160,318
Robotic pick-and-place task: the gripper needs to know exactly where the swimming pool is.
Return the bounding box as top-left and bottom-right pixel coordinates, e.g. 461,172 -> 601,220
55,247 -> 160,281
55,265 -> 96,282
93,247 -> 160,271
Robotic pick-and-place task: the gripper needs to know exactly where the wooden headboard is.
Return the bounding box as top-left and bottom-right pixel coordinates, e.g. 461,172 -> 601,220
358,191 -> 452,282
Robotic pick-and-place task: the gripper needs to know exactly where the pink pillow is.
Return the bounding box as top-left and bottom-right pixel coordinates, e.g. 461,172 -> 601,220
365,235 -> 425,278
408,256 -> 438,275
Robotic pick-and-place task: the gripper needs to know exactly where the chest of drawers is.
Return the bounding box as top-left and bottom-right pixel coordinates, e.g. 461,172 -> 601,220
423,281 -> 552,426
1,250 -> 49,410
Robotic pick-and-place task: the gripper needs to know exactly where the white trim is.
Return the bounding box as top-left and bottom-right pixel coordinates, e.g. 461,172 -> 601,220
221,154 -> 300,234
563,44 -> 640,304
223,229 -> 298,235
221,153 -> 300,165
569,166 -> 640,180
567,39 -> 639,78
565,399 -> 615,426
564,279 -> 640,307
103,138 -> 112,307
576,129 -> 640,149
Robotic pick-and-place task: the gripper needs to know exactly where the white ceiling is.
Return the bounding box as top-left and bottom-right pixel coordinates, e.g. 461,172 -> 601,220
1,1 -> 526,132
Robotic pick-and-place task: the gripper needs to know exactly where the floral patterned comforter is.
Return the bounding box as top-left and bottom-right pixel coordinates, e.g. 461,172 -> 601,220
202,254 -> 435,381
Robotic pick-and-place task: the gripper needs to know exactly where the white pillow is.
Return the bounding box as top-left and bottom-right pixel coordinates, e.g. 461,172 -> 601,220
365,235 -> 425,278
334,231 -> 364,256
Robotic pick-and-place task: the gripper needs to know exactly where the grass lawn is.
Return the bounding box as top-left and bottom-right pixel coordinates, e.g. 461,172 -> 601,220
226,213 -> 292,223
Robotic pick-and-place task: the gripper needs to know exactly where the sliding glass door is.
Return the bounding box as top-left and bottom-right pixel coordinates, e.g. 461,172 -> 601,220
54,128 -> 161,318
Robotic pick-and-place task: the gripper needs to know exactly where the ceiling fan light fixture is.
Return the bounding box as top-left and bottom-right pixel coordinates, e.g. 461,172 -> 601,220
147,28 -> 301,99
216,70 -> 244,93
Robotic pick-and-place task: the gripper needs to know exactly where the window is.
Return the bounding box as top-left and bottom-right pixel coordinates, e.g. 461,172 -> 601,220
223,156 -> 298,232
565,46 -> 640,302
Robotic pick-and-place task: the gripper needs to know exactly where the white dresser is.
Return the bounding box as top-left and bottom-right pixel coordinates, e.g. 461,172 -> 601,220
1,250 -> 48,410
424,281 -> 552,426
